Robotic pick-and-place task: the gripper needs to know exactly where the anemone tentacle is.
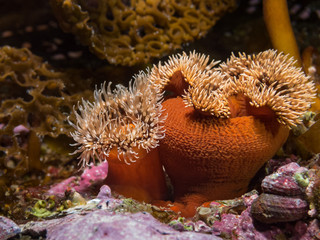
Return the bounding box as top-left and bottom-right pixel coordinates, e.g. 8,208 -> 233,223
70,71 -> 166,168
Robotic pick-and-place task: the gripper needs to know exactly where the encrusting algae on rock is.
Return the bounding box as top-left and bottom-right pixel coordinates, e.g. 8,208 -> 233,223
70,50 -> 316,217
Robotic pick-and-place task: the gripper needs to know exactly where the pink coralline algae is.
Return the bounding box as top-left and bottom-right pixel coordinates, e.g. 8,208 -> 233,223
261,164 -> 306,196
46,161 -> 108,197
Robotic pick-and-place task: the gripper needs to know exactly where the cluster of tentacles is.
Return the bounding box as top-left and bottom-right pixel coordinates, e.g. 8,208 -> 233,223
70,50 -> 316,217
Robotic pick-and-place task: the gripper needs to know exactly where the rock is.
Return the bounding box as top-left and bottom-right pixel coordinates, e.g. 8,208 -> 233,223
0,216 -> 21,240
19,210 -> 222,240
250,193 -> 308,224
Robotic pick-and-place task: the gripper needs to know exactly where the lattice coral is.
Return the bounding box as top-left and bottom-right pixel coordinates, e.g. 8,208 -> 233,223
0,46 -> 90,177
50,0 -> 237,66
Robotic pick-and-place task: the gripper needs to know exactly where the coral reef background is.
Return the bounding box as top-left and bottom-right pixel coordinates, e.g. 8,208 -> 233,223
1,0 -> 320,239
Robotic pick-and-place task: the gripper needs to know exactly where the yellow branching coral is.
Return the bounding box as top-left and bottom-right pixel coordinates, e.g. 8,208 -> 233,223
70,71 -> 166,168
50,0 -> 236,66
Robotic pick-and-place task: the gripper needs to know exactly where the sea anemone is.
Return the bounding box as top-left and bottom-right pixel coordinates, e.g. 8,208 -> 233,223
218,50 -> 316,126
158,50 -> 315,216
183,70 -> 230,118
69,72 -> 168,202
149,51 -> 219,95
184,50 -> 316,126
160,97 -> 289,199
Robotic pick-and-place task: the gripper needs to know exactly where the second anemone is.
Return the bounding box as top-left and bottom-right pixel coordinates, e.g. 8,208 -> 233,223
69,72 -> 168,202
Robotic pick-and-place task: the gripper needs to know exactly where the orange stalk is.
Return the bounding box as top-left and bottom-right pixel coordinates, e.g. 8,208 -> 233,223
105,147 -> 168,203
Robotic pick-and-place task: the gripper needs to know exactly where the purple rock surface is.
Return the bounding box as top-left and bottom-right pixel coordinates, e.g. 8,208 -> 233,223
0,216 -> 21,240
19,210 -> 222,240
212,200 -> 320,240
212,208 -> 320,240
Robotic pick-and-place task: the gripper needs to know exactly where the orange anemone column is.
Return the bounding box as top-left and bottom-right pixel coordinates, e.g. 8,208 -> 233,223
105,147 -> 168,203
158,97 -> 289,216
